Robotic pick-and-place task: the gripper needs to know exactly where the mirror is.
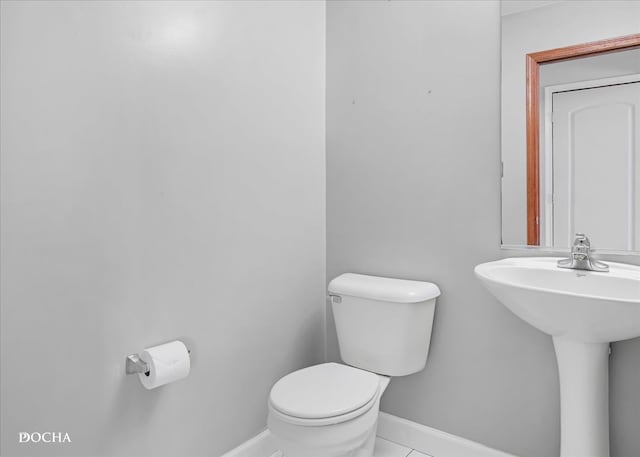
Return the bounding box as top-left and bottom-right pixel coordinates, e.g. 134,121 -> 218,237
501,1 -> 640,253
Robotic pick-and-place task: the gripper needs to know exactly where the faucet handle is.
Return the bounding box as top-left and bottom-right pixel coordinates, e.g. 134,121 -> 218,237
574,233 -> 590,247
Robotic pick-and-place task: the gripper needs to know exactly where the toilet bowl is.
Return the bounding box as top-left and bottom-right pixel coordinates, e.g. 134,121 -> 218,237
267,273 -> 440,457
268,363 -> 390,457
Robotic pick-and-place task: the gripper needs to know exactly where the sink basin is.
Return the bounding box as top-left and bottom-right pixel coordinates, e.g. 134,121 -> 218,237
474,257 -> 640,342
475,257 -> 640,457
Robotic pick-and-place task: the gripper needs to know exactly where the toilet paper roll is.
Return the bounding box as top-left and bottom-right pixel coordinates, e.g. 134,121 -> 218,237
138,340 -> 190,390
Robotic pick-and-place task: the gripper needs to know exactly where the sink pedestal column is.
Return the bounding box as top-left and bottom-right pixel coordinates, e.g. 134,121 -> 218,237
553,337 -> 610,457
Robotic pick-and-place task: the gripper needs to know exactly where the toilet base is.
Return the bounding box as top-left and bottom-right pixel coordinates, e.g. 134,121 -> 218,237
272,419 -> 378,457
353,427 -> 377,457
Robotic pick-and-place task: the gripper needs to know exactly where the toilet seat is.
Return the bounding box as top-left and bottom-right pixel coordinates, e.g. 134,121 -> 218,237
269,390 -> 378,427
269,363 -> 381,426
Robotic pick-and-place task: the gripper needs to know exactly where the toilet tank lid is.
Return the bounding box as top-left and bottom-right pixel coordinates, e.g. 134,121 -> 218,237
328,273 -> 440,303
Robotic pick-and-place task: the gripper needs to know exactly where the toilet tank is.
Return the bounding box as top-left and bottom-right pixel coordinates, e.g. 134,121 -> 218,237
328,273 -> 440,377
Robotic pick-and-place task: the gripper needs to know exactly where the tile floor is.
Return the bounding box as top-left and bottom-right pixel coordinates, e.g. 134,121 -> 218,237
374,437 -> 432,457
266,436 -> 432,457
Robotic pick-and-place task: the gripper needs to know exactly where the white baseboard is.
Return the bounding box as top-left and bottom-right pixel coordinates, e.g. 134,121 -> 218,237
377,412 -> 518,457
220,429 -> 279,457
220,414 -> 519,457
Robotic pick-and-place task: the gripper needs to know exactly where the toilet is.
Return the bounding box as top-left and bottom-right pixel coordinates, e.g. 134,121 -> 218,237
267,273 -> 441,457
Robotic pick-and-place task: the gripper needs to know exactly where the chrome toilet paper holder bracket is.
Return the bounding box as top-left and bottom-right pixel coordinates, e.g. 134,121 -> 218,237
125,354 -> 150,376
126,347 -> 191,376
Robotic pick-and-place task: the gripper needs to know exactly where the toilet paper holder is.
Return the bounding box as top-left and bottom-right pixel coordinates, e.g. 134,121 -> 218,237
125,348 -> 191,376
125,354 -> 150,376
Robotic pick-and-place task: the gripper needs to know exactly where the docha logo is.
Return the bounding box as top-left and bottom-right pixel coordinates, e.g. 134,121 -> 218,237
19,432 -> 71,443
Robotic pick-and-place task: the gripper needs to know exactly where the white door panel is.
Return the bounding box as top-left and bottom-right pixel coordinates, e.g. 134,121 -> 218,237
552,81 -> 640,251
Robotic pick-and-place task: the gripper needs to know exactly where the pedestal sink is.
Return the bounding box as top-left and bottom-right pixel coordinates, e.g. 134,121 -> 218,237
474,257 -> 640,457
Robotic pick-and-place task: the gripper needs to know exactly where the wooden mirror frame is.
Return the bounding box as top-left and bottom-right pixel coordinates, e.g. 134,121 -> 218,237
525,33 -> 640,245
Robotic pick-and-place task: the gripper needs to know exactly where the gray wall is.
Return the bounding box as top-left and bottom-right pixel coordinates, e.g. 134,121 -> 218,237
0,2 -> 325,456
327,1 -> 640,457
539,48 -> 640,87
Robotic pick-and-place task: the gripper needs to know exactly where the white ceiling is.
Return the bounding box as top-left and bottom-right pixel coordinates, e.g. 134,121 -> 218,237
501,0 -> 566,17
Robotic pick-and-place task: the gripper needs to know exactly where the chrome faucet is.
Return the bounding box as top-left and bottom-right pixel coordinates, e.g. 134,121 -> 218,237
557,233 -> 609,272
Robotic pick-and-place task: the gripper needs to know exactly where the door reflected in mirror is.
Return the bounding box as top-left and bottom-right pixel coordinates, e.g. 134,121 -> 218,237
500,0 -> 640,253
